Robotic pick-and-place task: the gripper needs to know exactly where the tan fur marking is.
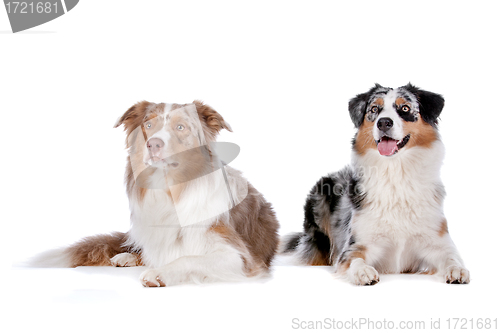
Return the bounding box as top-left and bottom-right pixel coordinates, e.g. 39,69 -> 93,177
118,102 -> 166,204
135,253 -> 144,266
169,182 -> 187,203
354,120 -> 377,155
322,216 -> 332,247
338,245 -> 367,273
349,246 -> 366,262
194,100 -> 232,142
114,253 -> 143,267
419,268 -> 437,275
209,223 -> 233,239
139,187 -> 148,201
373,98 -> 384,106
66,232 -> 142,267
206,182 -> 280,274
309,252 -> 330,266
403,116 -> 438,149
227,182 -> 280,269
209,223 -> 262,276
395,97 -> 408,106
313,213 -> 334,265
164,110 -> 214,186
439,218 -> 449,237
170,103 -> 184,111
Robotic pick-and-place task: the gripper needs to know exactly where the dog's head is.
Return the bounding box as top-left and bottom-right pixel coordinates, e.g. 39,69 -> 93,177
349,83 -> 444,156
114,101 -> 232,185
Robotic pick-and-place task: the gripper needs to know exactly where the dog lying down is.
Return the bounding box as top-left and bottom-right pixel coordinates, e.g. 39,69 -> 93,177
32,101 -> 280,287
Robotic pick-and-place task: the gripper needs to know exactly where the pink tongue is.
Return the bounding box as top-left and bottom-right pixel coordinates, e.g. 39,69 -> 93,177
378,138 -> 398,156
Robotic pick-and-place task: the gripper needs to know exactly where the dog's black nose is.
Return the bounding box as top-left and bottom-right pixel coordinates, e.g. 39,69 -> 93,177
377,117 -> 393,132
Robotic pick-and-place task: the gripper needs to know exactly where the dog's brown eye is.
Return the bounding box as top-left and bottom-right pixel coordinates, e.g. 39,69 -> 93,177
401,105 -> 410,112
177,125 -> 185,131
371,106 -> 379,113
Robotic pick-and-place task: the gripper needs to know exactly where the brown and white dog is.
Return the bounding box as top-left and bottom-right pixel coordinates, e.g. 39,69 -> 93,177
33,101 -> 279,287
282,84 -> 470,285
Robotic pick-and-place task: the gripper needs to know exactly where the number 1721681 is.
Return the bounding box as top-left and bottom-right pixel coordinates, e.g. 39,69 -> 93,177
5,2 -> 58,14
446,318 -> 498,330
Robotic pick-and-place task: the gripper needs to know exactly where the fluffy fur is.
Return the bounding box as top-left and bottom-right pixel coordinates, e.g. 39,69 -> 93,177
282,84 -> 470,285
32,101 -> 279,287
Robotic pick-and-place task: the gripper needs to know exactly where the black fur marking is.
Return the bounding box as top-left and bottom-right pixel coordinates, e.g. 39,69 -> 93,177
395,104 -> 418,122
348,84 -> 388,128
297,172 -> 358,264
397,134 -> 411,150
343,212 -> 352,229
303,176 -> 340,235
282,233 -> 302,253
302,181 -> 333,260
313,230 -> 331,255
303,196 -> 317,230
396,109 -> 418,122
365,108 -> 379,122
315,177 -> 339,213
348,177 -> 365,210
351,135 -> 357,150
298,232 -> 331,265
400,92 -> 413,102
403,83 -> 444,126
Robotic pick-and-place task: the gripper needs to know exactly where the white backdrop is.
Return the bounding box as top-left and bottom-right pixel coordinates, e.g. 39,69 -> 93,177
2,1 -> 499,332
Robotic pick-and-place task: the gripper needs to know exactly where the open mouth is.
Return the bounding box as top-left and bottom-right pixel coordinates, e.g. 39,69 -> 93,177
148,157 -> 179,169
376,134 -> 411,156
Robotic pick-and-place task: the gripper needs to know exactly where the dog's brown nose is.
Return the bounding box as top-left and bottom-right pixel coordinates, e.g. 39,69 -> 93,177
147,138 -> 165,157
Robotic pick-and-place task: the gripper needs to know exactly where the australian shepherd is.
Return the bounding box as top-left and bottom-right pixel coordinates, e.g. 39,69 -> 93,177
282,84 -> 470,285
33,101 -> 279,287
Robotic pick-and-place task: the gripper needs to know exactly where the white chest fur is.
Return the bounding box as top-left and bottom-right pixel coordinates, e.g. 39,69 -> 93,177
127,189 -> 216,268
126,166 -> 247,268
351,142 -> 446,271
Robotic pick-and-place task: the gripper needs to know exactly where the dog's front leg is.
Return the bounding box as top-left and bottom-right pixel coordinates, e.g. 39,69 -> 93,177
338,244 -> 380,286
422,233 -> 470,284
345,258 -> 380,285
139,249 -> 246,287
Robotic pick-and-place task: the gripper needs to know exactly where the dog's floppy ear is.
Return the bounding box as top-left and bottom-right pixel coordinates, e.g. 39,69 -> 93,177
194,100 -> 232,139
403,83 -> 444,126
348,84 -> 382,128
114,101 -> 152,130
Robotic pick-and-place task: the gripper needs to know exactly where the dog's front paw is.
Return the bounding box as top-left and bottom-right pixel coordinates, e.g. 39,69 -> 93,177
347,258 -> 380,286
445,266 -> 470,284
140,268 -> 167,287
110,253 -> 140,267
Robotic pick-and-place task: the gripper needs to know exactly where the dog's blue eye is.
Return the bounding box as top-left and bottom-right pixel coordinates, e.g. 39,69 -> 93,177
177,125 -> 185,131
146,123 -> 152,129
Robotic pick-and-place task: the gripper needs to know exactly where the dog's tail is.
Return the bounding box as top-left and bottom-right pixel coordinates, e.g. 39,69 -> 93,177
280,232 -> 303,255
27,232 -> 134,268
279,230 -> 332,266
279,171 -> 355,266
